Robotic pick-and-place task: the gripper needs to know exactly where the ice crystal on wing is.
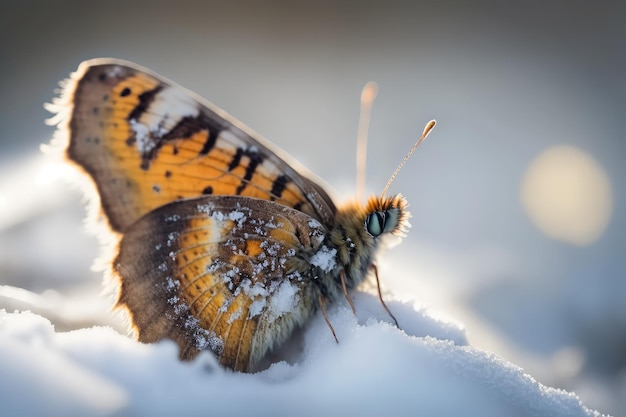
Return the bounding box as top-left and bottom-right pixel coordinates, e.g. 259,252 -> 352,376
308,219 -> 322,229
286,270 -> 303,281
248,298 -> 267,318
217,297 -> 233,314
211,211 -> 225,222
166,232 -> 178,247
206,261 -> 222,274
184,315 -> 223,353
165,276 -> 179,290
266,216 -> 283,229
173,303 -> 188,316
231,213 -> 246,229
197,203 -> 214,214
265,242 -> 281,257
267,280 -> 299,321
307,219 -> 326,245
227,307 -> 242,324
164,214 -> 181,223
310,245 -> 337,273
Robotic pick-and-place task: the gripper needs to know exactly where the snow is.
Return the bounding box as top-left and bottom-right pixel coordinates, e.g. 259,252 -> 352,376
267,279 -> 299,321
309,245 -> 338,273
0,298 -> 602,417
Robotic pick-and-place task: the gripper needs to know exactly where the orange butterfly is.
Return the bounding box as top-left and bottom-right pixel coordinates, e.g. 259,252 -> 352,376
48,59 -> 435,372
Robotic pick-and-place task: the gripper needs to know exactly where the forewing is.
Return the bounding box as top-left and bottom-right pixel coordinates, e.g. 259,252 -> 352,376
50,58 -> 336,233
114,195 -> 325,372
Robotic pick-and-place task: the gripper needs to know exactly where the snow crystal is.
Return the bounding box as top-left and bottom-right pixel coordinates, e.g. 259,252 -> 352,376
164,276 -> 179,290
228,210 -> 245,221
227,308 -> 242,324
206,262 -> 222,274
164,214 -> 181,223
307,219 -> 326,245
196,203 -> 214,214
183,315 -> 223,353
267,280 -> 299,320
207,210 -> 247,230
172,303 -> 188,316
286,270 -> 303,281
166,232 -> 178,247
266,216 -> 283,229
308,219 -> 322,229
249,298 -> 267,318
310,245 -> 337,273
265,242 -> 281,257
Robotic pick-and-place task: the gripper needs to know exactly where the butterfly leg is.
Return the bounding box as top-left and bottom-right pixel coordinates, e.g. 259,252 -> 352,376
372,264 -> 399,328
340,269 -> 357,316
318,294 -> 339,344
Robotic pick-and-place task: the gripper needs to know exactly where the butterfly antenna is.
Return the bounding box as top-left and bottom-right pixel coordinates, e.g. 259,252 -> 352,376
381,120 -> 436,199
356,82 -> 378,202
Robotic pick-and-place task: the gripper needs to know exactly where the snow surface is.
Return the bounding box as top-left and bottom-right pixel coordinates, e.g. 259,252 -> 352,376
0,295 -> 601,417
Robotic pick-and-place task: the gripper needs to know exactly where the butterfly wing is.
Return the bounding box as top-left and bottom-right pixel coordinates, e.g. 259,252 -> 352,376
114,195 -> 325,372
51,58 -> 336,232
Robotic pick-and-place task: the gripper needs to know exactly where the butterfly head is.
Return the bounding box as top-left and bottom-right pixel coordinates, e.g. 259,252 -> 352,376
364,194 -> 410,239
331,194 -> 409,289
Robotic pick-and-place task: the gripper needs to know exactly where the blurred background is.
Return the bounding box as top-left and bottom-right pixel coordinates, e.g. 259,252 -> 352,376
1,1 -> 624,414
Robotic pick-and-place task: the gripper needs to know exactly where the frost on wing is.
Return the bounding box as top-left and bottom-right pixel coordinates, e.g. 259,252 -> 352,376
193,202 -> 305,324
267,280 -> 299,321
310,245 -> 337,273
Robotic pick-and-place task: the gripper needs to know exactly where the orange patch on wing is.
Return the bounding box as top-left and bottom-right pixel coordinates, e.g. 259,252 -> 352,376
245,240 -> 263,258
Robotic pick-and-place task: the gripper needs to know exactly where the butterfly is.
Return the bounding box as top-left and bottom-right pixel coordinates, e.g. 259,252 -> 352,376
48,58 -> 435,372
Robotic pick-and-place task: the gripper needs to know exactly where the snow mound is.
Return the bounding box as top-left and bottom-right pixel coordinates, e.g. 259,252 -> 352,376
0,290 -> 604,417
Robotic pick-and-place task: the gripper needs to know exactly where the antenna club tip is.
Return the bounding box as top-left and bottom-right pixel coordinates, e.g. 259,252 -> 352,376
423,119 -> 437,138
361,82 -> 379,103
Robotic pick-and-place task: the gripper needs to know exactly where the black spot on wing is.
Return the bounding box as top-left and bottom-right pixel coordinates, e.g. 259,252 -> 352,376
199,126 -> 220,155
271,174 -> 291,198
127,85 -> 164,121
228,148 -> 243,172
234,149 -> 264,195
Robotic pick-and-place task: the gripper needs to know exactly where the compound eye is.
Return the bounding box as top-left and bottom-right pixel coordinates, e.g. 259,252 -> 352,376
383,208 -> 399,233
365,211 -> 385,237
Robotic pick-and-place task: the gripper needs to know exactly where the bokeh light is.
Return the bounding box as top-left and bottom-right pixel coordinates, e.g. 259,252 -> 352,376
520,145 -> 612,246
